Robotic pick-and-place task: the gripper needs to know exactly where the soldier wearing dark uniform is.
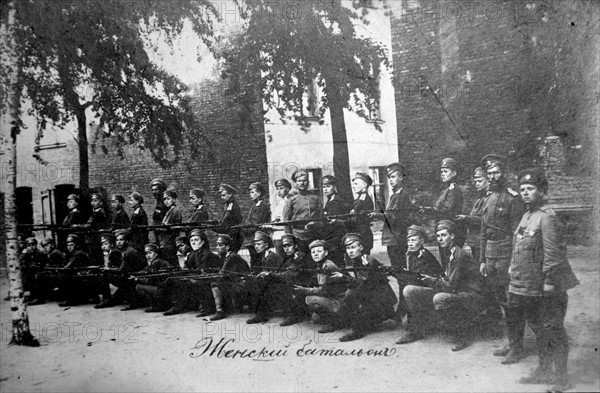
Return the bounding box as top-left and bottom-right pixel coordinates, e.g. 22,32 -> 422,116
128,191 -> 148,252
217,183 -> 244,253
110,194 -> 129,229
478,154 -> 527,361
243,182 -> 272,259
246,231 -> 284,324
134,243 -> 173,312
395,225 -> 445,344
157,190 -> 183,268
506,170 -> 578,392
59,234 -> 97,307
348,172 -> 375,255
187,188 -> 209,224
21,237 -> 46,304
258,234 -> 317,326
338,233 -> 397,342
41,237 -> 64,267
32,238 -> 65,304
282,170 -> 322,252
94,232 -> 124,308
87,193 -> 109,264
206,234 -> 251,321
456,167 -> 489,263
63,194 -> 85,226
270,178 -> 292,258
150,178 -> 168,244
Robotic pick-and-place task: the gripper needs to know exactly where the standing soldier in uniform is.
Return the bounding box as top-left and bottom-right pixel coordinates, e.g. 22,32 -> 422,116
187,188 -> 209,224
347,172 -> 375,256
478,154 -> 527,362
270,178 -> 292,258
150,179 -> 167,244
217,183 -> 244,252
456,167 -> 488,264
158,190 -> 183,268
282,170 -> 322,252
128,191 -> 148,252
63,194 -> 85,226
110,194 -> 129,229
243,182 -> 271,259
87,193 -> 109,264
507,169 -> 578,393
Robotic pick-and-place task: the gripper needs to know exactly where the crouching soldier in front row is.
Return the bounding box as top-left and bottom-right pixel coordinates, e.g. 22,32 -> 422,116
293,240 -> 350,334
338,233 -> 397,342
206,234 -> 251,321
59,234 -> 98,307
32,238 -> 65,305
397,220 -> 483,351
21,237 -> 46,305
258,234 -> 317,327
134,244 -> 173,312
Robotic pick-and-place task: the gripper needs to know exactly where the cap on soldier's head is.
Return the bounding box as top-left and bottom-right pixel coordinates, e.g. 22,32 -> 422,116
253,230 -> 272,245
144,243 -> 159,253
321,175 -> 339,185
100,232 -> 115,243
150,178 -> 167,189
175,235 -> 189,246
309,239 -> 329,250
41,237 -> 55,247
292,169 -> 309,182
441,158 -> 459,172
216,234 -> 234,246
114,229 -> 131,240
163,190 -> 177,199
353,172 -> 373,187
67,194 -> 80,202
281,234 -> 297,246
110,194 -> 125,203
435,220 -> 456,234
188,228 -> 206,240
406,225 -> 428,241
342,233 -> 363,247
219,183 -> 237,195
25,237 -> 37,245
385,162 -> 406,178
248,182 -> 266,195
130,191 -> 144,204
473,167 -> 485,179
518,168 -> 549,193
66,234 -> 81,244
274,178 -> 291,189
90,193 -> 104,202
189,188 -> 205,199
481,154 -> 506,171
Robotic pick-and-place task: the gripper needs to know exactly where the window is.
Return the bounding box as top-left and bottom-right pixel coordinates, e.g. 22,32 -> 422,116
369,166 -> 386,210
299,79 -> 320,120
366,79 -> 384,123
305,168 -> 323,193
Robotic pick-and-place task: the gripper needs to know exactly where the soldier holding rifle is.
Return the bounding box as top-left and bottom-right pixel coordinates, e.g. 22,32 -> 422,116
134,244 -> 174,312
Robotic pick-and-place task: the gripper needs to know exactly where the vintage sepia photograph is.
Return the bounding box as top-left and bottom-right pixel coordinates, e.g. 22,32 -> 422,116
0,0 -> 598,392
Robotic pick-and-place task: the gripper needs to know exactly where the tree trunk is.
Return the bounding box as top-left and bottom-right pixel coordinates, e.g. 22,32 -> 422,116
1,0 -> 40,347
325,75 -> 353,202
75,104 -> 89,194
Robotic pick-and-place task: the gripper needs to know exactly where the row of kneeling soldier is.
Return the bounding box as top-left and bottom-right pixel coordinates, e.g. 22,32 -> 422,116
16,155 -> 578,391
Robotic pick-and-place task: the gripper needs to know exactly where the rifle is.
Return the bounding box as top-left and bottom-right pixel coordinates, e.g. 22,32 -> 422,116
339,265 -> 445,286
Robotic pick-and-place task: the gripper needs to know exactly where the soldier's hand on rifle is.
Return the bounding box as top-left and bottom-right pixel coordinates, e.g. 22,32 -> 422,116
368,212 -> 384,220
479,262 -> 487,277
257,271 -> 271,278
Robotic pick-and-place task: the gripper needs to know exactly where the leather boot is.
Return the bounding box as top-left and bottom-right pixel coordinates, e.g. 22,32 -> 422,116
208,287 -> 227,321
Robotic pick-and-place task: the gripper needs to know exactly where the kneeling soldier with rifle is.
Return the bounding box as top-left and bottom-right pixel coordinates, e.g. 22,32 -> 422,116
134,244 -> 174,312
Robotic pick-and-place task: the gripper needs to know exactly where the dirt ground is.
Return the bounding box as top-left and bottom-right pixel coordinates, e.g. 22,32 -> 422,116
1,245 -> 598,392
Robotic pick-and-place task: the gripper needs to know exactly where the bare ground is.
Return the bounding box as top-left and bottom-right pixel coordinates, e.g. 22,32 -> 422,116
1,245 -> 598,392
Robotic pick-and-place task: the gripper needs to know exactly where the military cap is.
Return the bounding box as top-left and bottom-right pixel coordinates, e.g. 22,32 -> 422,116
67,194 -> 80,202
385,162 -> 406,177
435,220 -> 456,234
114,229 -> 131,239
100,232 -> 115,243
473,167 -> 485,179
274,178 -> 292,189
175,235 -> 189,246
406,225 -> 428,241
66,234 -> 81,244
41,237 -> 55,246
353,172 -> 373,187
291,169 -> 309,182
110,194 -> 125,203
441,158 -> 459,172
253,230 -> 272,244
481,154 -> 506,171
216,234 -> 234,245
189,188 -> 205,199
281,234 -> 297,245
150,178 -> 167,189
163,190 -> 177,199
342,233 -> 363,247
321,175 -> 339,185
219,183 -> 237,195
248,182 -> 266,195
518,168 -> 549,193
188,228 -> 206,239
144,243 -> 159,253
25,237 -> 38,245
309,239 -> 329,250
129,191 -> 144,204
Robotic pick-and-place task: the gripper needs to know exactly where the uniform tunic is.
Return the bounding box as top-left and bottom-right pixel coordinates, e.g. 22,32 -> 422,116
282,190 -> 321,241
129,206 -> 149,252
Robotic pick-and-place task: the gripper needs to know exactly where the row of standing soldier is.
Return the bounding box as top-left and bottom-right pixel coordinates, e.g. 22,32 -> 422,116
16,154 -> 578,391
